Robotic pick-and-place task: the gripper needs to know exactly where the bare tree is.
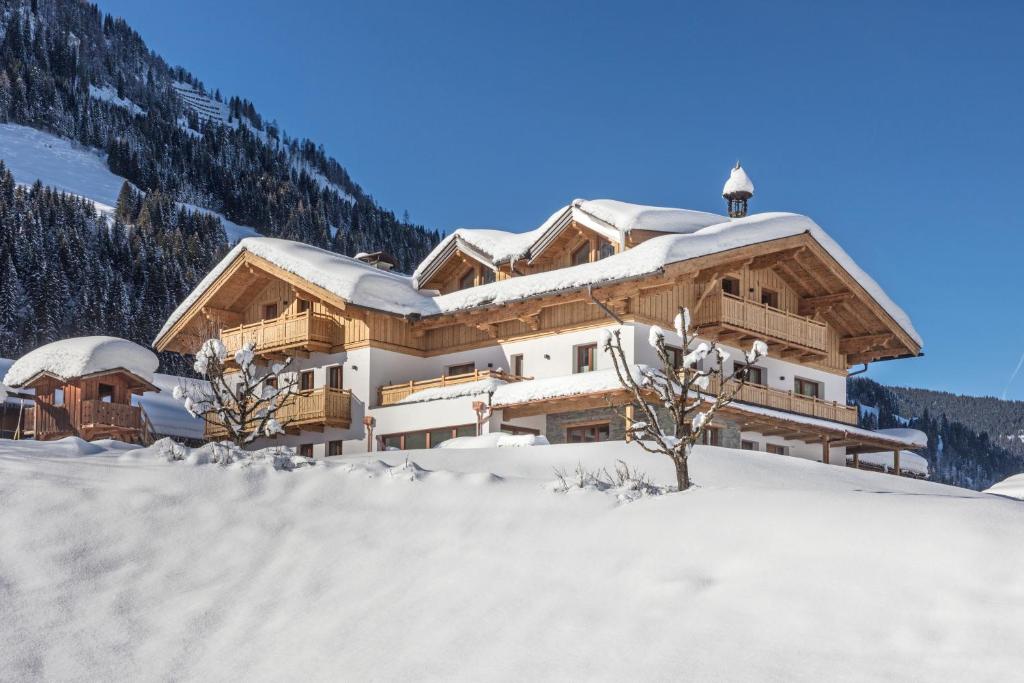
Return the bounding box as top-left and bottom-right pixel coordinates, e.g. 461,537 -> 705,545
600,307 -> 767,491
173,339 -> 298,446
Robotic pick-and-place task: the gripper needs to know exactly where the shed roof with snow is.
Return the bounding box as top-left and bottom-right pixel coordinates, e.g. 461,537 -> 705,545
3,336 -> 159,390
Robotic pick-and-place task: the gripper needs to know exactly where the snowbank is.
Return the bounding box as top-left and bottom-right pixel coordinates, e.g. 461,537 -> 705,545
984,473 -> 1024,500
4,336 -> 158,387
1,438 -> 1022,681
435,433 -> 549,449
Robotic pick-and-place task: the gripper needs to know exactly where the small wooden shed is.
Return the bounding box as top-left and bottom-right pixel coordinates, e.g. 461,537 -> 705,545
3,337 -> 160,444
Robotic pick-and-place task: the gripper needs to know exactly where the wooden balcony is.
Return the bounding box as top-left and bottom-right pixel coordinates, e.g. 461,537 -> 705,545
378,369 -> 528,407
205,387 -> 352,439
81,400 -> 143,430
705,375 -> 858,425
220,310 -> 343,357
695,292 -> 828,357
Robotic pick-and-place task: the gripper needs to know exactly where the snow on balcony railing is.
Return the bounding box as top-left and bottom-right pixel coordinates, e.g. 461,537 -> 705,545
378,370 -> 529,407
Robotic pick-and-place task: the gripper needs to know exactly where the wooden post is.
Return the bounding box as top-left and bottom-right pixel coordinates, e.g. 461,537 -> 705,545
625,404 -> 634,443
853,452 -> 860,469
821,437 -> 830,465
363,415 -> 375,452
892,449 -> 900,476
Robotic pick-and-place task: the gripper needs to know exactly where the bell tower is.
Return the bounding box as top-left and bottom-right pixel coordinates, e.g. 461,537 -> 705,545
722,162 -> 754,218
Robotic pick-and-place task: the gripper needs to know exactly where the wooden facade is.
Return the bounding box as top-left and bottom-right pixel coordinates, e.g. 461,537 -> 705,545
21,370 -> 156,444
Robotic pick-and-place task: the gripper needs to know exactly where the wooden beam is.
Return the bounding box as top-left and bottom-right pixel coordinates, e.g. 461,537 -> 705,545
839,333 -> 893,354
892,449 -> 900,475
798,292 -> 853,316
822,437 -> 830,465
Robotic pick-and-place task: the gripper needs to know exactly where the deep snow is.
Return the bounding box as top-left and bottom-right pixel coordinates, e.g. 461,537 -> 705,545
1,438 -> 1022,681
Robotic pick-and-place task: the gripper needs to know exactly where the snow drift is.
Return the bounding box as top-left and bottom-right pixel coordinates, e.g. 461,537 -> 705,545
1,438 -> 1021,681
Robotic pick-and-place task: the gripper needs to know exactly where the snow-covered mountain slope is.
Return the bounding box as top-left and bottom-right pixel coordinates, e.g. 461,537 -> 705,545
0,123 -> 259,242
1,439 -> 1022,681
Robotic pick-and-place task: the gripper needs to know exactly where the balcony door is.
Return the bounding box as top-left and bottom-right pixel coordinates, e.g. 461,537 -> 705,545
328,366 -> 343,390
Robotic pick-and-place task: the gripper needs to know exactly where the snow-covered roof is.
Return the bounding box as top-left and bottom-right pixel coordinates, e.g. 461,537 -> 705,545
492,367 -> 636,407
723,163 -> 754,197
857,450 -> 929,476
4,337 -> 159,388
133,374 -> 205,440
156,238 -> 434,342
398,378 -> 507,404
158,205 -> 922,350
412,200 -> 726,286
573,199 -> 725,236
490,368 -> 927,450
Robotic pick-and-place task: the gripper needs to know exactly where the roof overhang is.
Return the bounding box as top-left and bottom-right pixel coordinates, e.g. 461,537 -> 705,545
497,387 -> 922,453
14,368 -> 159,394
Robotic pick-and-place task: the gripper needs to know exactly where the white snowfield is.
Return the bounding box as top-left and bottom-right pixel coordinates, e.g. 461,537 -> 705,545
0,123 -> 259,242
1,438 -> 1022,682
2,336 -> 158,387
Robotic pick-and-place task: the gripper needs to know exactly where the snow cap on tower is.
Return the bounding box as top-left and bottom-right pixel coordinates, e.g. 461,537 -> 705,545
722,162 -> 754,218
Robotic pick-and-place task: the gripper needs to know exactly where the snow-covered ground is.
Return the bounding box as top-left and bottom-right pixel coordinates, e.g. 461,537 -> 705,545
1,438 -> 1022,681
0,123 -> 259,242
985,473 -> 1024,500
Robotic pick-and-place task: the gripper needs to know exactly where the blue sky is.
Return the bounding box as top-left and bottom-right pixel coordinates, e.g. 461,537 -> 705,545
99,0 -> 1023,399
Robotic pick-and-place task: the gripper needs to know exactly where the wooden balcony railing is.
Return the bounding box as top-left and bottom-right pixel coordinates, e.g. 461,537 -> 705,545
81,400 -> 143,430
378,369 -> 529,407
220,310 -> 343,357
696,292 -> 828,354
205,387 -> 352,439
705,375 -> 858,425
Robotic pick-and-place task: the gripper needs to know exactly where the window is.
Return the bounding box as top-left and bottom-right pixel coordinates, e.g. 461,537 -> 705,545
760,288 -> 779,308
263,303 -> 278,319
766,443 -> 789,455
327,366 -> 343,389
481,268 -> 496,284
571,243 -> 590,266
794,377 -> 821,399
574,344 -> 597,373
741,440 -> 760,451
501,424 -> 540,436
380,425 -> 476,450
299,370 -> 315,391
566,423 -> 610,443
265,376 -> 278,390
511,354 -> 524,377
722,277 -> 740,296
447,362 -> 475,377
666,345 -> 685,371
328,440 -> 344,456
699,427 -> 721,446
297,299 -> 311,313
98,383 -> 115,403
53,388 -> 65,406
597,241 -> 615,260
735,364 -> 765,386
299,444 -> 314,458
459,269 -> 476,290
